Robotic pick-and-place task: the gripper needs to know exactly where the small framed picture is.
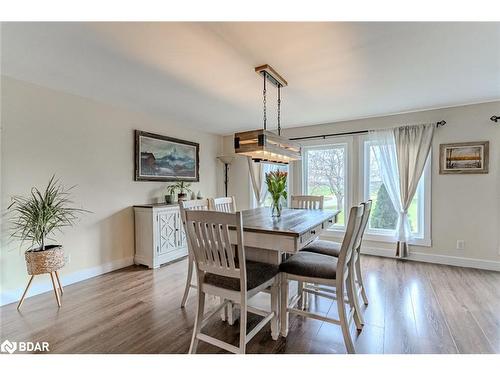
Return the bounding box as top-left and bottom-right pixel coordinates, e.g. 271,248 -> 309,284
439,141 -> 489,174
135,130 -> 199,182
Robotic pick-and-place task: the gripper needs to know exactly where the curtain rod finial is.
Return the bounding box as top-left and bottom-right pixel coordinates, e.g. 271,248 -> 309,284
436,120 -> 446,127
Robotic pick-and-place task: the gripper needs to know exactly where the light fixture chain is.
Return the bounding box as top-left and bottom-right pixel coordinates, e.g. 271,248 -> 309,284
263,71 -> 267,130
277,84 -> 281,135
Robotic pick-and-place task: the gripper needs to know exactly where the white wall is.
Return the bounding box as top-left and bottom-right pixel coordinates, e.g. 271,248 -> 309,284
1,77 -> 223,305
223,101 -> 500,269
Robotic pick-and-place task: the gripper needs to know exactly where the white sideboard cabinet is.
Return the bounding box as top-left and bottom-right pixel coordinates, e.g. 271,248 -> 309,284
133,204 -> 188,268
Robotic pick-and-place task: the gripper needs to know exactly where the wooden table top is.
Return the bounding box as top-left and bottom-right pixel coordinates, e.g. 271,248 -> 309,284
239,207 -> 340,237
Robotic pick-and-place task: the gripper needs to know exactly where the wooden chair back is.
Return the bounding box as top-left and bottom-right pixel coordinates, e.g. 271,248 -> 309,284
179,199 -> 210,225
291,195 -> 324,209
184,210 -> 246,287
210,196 -> 237,213
354,200 -> 372,251
336,204 -> 364,280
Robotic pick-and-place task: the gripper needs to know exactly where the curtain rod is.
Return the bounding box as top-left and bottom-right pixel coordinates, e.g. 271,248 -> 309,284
289,120 -> 447,141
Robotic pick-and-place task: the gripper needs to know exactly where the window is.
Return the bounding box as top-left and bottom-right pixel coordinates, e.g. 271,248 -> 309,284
303,144 -> 348,227
362,139 -> 430,243
297,136 -> 431,246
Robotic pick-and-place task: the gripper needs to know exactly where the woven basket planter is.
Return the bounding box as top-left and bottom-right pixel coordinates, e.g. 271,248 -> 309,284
25,245 -> 65,276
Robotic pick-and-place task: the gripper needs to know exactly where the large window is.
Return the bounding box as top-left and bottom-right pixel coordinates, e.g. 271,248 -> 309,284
298,136 -> 431,246
303,144 -> 348,227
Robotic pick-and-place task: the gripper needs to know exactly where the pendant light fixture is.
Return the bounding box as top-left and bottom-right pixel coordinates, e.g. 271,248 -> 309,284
234,65 -> 301,164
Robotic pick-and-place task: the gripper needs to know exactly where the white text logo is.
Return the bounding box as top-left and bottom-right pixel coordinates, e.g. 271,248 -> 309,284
1,339 -> 49,353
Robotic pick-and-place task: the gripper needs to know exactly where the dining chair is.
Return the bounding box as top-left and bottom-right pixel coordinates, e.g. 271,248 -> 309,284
279,204 -> 365,354
179,199 -> 210,308
291,195 -> 324,209
303,200 -> 372,308
291,195 -> 324,307
210,196 -> 237,213
210,195 -> 237,324
185,210 -> 280,354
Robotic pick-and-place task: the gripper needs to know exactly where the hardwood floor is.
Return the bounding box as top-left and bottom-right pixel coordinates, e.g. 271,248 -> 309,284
1,255 -> 499,354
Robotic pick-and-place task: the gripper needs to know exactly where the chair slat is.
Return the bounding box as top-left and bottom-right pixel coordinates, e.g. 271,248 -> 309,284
291,195 -> 324,210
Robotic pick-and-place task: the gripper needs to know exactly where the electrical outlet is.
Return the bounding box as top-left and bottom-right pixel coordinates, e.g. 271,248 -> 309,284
64,254 -> 71,264
456,240 -> 465,250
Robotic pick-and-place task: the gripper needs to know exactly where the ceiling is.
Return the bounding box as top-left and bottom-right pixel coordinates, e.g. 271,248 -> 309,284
2,22 -> 499,134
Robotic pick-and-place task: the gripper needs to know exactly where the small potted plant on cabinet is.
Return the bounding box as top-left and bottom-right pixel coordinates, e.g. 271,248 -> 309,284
173,181 -> 192,201
164,185 -> 177,204
8,176 -> 88,309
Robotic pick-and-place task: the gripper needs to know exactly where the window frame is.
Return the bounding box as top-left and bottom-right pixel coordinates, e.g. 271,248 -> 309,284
301,137 -> 353,230
358,136 -> 432,246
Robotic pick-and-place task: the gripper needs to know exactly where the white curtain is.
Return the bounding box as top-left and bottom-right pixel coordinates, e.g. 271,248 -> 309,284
370,123 -> 435,257
247,157 -> 268,207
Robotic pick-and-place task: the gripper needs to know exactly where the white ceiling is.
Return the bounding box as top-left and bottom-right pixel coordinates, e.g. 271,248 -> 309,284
2,22 -> 499,134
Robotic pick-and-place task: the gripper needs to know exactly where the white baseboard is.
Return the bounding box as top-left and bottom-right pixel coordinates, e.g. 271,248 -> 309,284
0,256 -> 134,306
361,246 -> 500,272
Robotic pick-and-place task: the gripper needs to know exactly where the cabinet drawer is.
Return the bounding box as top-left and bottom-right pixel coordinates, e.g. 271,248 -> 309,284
299,223 -> 323,246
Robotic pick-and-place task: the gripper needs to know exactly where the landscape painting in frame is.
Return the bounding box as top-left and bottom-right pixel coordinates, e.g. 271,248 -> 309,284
439,141 -> 489,174
135,130 -> 199,182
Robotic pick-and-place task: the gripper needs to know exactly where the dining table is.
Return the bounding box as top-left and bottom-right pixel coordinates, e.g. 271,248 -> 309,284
228,207 -> 340,265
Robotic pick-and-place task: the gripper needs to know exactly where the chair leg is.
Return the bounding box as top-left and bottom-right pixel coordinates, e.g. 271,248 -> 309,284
54,270 -> 63,295
298,280 -> 305,309
346,263 -> 364,330
280,273 -> 289,337
239,300 -> 247,354
181,257 -> 194,308
226,301 -> 235,325
270,278 -> 279,340
189,287 -> 205,354
337,281 -> 355,354
17,275 -> 35,310
50,272 -> 62,308
220,299 -> 235,324
356,251 -> 369,305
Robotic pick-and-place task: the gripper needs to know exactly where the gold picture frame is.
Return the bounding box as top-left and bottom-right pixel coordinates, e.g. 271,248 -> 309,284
439,141 -> 489,174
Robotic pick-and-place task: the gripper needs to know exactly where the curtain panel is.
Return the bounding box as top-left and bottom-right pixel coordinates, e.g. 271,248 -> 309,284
370,123 -> 435,257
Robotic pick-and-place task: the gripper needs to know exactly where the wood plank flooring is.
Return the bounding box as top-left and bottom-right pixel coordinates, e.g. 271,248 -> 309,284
1,255 -> 499,354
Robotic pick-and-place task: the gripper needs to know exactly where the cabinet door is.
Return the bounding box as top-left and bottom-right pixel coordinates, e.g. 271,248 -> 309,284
176,212 -> 186,248
157,210 -> 178,255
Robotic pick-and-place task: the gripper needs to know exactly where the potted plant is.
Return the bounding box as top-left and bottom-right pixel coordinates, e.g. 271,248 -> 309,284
165,185 -> 177,204
265,170 -> 288,217
173,181 -> 192,201
8,176 -> 88,306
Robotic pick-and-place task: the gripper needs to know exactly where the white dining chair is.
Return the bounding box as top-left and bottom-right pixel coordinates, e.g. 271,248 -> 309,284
179,199 -> 210,308
210,195 -> 237,324
279,204 -> 365,353
303,200 -> 372,308
185,210 -> 280,354
210,196 -> 237,213
291,195 -> 324,209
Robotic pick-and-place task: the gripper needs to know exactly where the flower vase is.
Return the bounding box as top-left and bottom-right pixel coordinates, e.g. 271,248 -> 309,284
271,199 -> 282,217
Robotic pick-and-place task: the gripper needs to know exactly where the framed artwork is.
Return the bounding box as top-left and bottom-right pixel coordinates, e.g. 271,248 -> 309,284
135,130 -> 199,182
439,141 -> 489,174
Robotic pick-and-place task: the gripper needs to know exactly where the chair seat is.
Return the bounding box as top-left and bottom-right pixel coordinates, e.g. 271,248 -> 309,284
279,251 -> 338,279
204,260 -> 279,291
302,239 -> 341,257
